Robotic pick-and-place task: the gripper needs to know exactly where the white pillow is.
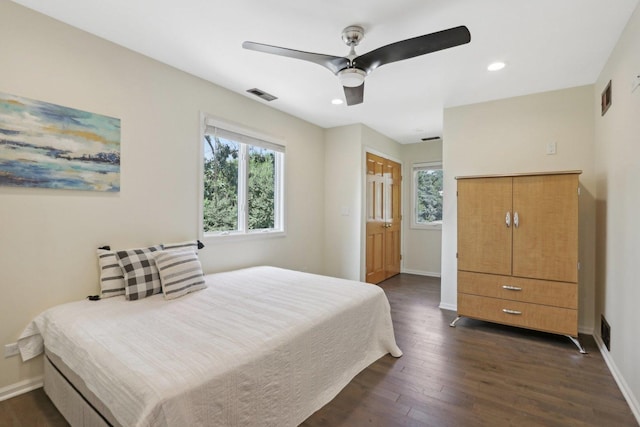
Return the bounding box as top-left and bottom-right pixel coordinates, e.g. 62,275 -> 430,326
162,240 -> 202,252
97,248 -> 125,298
152,249 -> 206,300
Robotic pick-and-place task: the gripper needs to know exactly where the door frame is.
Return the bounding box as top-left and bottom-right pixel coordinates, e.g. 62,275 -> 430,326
361,147 -> 404,282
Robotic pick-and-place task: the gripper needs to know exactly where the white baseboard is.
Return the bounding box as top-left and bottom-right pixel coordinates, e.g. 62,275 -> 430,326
439,302 -> 457,311
578,325 -> 594,335
0,376 -> 43,402
401,268 -> 441,278
593,334 -> 640,424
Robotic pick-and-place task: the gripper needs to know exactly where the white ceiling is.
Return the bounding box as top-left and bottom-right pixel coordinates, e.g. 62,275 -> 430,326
11,0 -> 639,143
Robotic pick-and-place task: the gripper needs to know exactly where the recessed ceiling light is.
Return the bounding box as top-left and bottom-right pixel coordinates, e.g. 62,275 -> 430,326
488,62 -> 506,71
331,98 -> 344,105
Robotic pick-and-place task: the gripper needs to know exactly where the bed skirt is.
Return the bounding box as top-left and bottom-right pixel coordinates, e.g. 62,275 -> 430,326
44,350 -> 119,427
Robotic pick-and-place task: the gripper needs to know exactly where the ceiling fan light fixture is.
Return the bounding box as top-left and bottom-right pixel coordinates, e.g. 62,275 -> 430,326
338,68 -> 366,87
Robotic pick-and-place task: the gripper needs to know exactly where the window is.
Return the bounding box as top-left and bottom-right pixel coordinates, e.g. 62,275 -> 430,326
201,117 -> 284,238
412,162 -> 443,229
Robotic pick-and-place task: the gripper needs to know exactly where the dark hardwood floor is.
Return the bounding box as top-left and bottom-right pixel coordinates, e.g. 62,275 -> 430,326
302,274 -> 637,426
1,274 -> 637,426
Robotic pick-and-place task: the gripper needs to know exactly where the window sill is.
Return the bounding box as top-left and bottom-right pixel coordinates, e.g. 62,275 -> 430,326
202,229 -> 286,243
410,223 -> 442,231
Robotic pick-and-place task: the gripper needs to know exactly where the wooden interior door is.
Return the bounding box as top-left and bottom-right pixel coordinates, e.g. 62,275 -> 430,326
366,153 -> 401,284
384,158 -> 402,278
457,177 -> 513,276
512,174 -> 579,282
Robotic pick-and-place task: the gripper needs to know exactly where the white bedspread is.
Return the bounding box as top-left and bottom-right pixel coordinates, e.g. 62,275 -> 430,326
18,266 -> 402,427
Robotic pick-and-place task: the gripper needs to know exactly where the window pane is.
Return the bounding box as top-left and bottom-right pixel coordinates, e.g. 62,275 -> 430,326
416,168 -> 443,224
248,145 -> 275,230
203,135 -> 239,232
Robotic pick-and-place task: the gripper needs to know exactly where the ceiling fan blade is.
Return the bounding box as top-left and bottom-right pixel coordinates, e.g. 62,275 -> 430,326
344,83 -> 364,106
354,26 -> 471,74
243,41 -> 349,75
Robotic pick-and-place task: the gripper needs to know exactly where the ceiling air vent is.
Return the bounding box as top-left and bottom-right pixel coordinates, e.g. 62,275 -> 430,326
246,88 -> 278,102
421,136 -> 441,142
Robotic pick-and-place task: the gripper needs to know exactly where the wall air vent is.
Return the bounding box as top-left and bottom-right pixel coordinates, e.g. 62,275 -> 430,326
601,314 -> 611,351
421,136 -> 441,142
246,88 -> 278,102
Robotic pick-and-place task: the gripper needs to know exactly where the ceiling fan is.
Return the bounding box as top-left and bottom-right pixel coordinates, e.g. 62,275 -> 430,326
243,25 -> 471,106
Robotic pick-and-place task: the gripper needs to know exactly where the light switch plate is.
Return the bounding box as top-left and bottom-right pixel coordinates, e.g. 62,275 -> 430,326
546,141 -> 557,155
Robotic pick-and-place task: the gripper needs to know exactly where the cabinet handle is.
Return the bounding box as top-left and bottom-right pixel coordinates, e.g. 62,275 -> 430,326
502,285 -> 522,291
505,211 -> 511,228
502,309 -> 522,315
514,211 -> 519,228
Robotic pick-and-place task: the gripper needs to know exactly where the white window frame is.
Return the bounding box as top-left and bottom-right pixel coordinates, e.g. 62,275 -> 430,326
199,113 -> 286,241
411,161 -> 443,230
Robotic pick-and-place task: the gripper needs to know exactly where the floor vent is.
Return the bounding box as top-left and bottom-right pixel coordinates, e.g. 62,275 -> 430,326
246,88 -> 278,102
601,315 -> 611,351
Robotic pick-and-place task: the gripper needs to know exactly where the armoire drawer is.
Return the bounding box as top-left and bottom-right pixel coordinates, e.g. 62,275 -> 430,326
457,293 -> 578,336
458,271 -> 577,309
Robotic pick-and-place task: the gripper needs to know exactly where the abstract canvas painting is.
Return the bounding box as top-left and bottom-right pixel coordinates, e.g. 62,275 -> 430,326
0,92 -> 120,192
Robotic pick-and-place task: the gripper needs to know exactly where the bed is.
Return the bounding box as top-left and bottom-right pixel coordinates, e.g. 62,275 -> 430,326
18,266 -> 402,427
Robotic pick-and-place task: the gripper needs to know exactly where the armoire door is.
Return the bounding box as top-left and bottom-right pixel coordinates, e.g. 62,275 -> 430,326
457,177 -> 513,276
366,153 -> 401,284
512,174 -> 579,282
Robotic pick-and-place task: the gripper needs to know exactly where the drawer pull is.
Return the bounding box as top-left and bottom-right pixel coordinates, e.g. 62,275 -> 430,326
502,285 -> 522,291
502,309 -> 522,315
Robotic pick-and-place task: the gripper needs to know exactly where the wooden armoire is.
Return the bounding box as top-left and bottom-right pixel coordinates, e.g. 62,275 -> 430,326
451,171 -> 585,352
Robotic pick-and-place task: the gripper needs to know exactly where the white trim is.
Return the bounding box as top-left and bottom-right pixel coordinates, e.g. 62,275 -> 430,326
201,230 -> 286,244
203,115 -> 287,149
198,112 -> 206,240
401,268 -> 441,278
0,376 -> 43,402
578,325 -> 594,335
439,302 -> 457,311
593,334 -> 640,424
413,161 -> 443,171
410,222 -> 442,230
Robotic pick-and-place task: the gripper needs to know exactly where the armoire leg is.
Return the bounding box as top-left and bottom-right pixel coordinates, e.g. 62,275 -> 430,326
449,316 -> 462,327
567,335 -> 588,354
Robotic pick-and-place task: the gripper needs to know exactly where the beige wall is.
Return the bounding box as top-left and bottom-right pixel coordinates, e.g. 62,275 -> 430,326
0,2 -> 326,392
323,124 -> 403,281
594,1 -> 640,418
401,140 -> 443,276
441,85 -> 596,334
323,125 -> 362,279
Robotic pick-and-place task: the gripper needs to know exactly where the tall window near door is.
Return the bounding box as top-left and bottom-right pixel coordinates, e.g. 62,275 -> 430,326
202,119 -> 284,237
412,162 -> 443,229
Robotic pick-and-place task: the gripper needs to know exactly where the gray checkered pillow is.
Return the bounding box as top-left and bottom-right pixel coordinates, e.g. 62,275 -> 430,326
116,246 -> 163,300
97,248 -> 125,298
